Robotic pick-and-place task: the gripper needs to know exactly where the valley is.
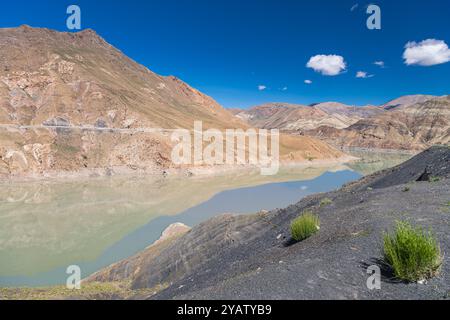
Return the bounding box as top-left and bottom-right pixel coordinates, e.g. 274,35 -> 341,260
0,23 -> 448,302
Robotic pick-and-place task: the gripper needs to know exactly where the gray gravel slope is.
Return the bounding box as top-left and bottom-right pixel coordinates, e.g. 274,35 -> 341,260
150,146 -> 450,300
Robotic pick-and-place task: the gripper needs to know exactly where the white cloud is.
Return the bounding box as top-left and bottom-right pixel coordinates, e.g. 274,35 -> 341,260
374,61 -> 385,67
350,4 -> 359,11
356,71 -> 374,78
304,80 -> 312,84
281,86 -> 288,91
403,39 -> 450,66
258,85 -> 267,91
356,71 -> 367,78
306,55 -> 347,76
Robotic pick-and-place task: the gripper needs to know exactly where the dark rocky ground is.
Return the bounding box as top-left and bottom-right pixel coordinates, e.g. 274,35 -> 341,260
140,146 -> 450,300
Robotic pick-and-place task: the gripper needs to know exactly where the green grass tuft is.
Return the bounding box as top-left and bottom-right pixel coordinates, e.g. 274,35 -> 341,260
429,176 -> 440,182
290,211 -> 320,242
383,221 -> 442,282
319,198 -> 333,207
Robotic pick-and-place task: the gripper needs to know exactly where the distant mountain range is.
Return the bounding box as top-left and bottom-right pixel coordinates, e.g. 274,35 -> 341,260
232,95 -> 450,151
381,95 -> 439,110
0,26 -> 346,178
232,102 -> 383,131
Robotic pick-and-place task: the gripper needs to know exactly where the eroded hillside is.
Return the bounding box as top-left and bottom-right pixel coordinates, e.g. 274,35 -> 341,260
308,96 -> 450,150
0,26 -> 347,178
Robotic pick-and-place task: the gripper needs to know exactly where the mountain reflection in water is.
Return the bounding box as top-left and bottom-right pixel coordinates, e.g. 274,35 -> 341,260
0,152 -> 411,286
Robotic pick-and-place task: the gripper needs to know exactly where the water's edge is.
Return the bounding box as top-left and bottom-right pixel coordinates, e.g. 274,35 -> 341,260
0,152 -> 411,287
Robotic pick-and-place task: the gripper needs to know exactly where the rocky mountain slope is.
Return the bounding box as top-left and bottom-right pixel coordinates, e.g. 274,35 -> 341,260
83,146 -> 450,300
233,95 -> 449,151
309,95 -> 450,151
0,26 -> 346,178
382,94 -> 438,110
233,102 -> 382,131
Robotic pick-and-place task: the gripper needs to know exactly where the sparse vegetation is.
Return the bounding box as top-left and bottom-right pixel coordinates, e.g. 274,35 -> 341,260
319,198 -> 333,207
383,221 -> 442,282
54,143 -> 80,155
441,201 -> 450,214
351,229 -> 371,238
429,176 -> 441,183
0,281 -> 159,300
402,186 -> 410,192
290,211 -> 320,242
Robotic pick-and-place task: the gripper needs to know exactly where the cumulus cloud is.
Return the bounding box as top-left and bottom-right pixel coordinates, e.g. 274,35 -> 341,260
258,85 -> 267,91
304,80 -> 312,84
356,71 -> 374,78
306,55 -> 347,76
374,61 -> 385,67
403,39 -> 450,66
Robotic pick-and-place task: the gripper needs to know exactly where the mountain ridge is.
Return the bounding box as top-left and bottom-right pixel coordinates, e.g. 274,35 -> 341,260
0,26 -> 348,178
232,95 -> 450,151
233,102 -> 384,131
307,95 -> 450,150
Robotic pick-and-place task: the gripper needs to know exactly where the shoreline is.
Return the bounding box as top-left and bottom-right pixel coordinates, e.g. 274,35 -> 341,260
0,155 -> 359,183
2,147 -> 448,299
0,155 -> 359,291
337,146 -> 419,155
0,150 -> 426,296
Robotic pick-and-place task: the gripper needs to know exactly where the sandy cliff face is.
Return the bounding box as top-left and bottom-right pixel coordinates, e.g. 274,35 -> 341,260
0,26 -> 346,178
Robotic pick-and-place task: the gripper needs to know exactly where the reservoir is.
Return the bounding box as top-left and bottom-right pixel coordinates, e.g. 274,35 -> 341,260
0,152 -> 411,287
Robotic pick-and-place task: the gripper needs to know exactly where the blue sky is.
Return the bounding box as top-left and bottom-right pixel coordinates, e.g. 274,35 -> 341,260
1,0 -> 449,108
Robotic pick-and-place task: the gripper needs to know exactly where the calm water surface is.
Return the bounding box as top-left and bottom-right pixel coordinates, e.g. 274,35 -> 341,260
0,152 -> 411,287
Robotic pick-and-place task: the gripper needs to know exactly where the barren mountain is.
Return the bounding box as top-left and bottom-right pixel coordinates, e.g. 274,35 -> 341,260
234,102 -> 382,132
382,94 -> 437,110
309,96 -> 450,151
233,96 -> 449,151
311,102 -> 381,118
0,26 -> 346,178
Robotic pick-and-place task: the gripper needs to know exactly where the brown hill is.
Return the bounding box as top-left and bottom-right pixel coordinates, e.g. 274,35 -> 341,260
0,26 -> 244,130
0,26 -> 346,177
308,96 -> 450,151
233,96 -> 449,151
234,102 -> 382,131
382,94 -> 437,110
